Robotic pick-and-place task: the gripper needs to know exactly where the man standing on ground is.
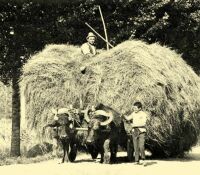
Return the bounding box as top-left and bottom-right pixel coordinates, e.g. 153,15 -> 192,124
123,102 -> 148,165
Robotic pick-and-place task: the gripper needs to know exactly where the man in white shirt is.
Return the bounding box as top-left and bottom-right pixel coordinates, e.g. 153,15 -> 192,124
123,102 -> 148,165
81,32 -> 97,57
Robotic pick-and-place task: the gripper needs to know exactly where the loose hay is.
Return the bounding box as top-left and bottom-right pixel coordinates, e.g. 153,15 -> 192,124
21,40 -> 200,157
21,44 -> 84,130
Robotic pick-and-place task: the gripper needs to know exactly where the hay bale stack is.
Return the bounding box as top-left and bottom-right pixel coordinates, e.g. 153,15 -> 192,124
21,40 -> 200,157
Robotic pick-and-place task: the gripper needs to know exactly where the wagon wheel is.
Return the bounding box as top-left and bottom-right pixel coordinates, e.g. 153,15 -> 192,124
127,135 -> 134,162
68,144 -> 77,162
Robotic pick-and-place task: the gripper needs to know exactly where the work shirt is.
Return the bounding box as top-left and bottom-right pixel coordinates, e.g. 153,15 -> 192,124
81,42 -> 96,56
125,111 -> 148,133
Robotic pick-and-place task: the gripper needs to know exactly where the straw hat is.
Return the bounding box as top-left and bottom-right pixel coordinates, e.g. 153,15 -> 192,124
86,32 -> 96,39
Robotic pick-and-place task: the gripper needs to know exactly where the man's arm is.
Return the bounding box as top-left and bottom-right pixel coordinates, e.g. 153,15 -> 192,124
81,43 -> 91,54
123,113 -> 134,121
81,43 -> 94,57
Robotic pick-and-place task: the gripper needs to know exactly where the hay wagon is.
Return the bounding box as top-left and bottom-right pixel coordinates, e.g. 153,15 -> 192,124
21,40 -> 200,159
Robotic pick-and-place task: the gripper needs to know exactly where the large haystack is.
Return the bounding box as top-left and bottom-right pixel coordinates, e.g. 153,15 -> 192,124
21,40 -> 200,157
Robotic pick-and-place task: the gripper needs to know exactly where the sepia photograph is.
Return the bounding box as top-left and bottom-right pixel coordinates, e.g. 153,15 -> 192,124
0,0 -> 200,174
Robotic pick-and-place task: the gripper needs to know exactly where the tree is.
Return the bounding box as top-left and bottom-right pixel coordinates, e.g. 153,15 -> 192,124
0,1 -> 59,157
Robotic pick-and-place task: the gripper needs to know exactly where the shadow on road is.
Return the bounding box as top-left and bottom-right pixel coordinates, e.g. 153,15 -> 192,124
168,152 -> 200,162
149,151 -> 200,162
116,156 -> 157,167
74,155 -> 158,167
143,161 -> 157,167
74,159 -> 96,163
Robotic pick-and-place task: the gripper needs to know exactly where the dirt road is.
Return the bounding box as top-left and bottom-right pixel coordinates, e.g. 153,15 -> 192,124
1,146 -> 200,175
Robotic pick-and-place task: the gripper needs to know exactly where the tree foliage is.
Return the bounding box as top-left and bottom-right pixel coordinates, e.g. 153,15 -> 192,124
0,0 -> 200,83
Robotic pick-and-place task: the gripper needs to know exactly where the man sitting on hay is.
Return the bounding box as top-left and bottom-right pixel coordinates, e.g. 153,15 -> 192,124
81,32 -> 97,57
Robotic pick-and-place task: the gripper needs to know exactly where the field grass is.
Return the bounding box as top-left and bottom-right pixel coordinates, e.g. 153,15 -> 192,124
0,153 -> 54,166
0,118 -> 11,159
0,118 -> 56,165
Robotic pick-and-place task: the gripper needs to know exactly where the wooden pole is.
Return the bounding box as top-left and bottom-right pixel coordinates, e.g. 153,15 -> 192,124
85,22 -> 114,48
98,5 -> 109,50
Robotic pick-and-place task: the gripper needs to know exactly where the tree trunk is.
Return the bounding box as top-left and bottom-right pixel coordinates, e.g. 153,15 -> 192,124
10,75 -> 21,157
